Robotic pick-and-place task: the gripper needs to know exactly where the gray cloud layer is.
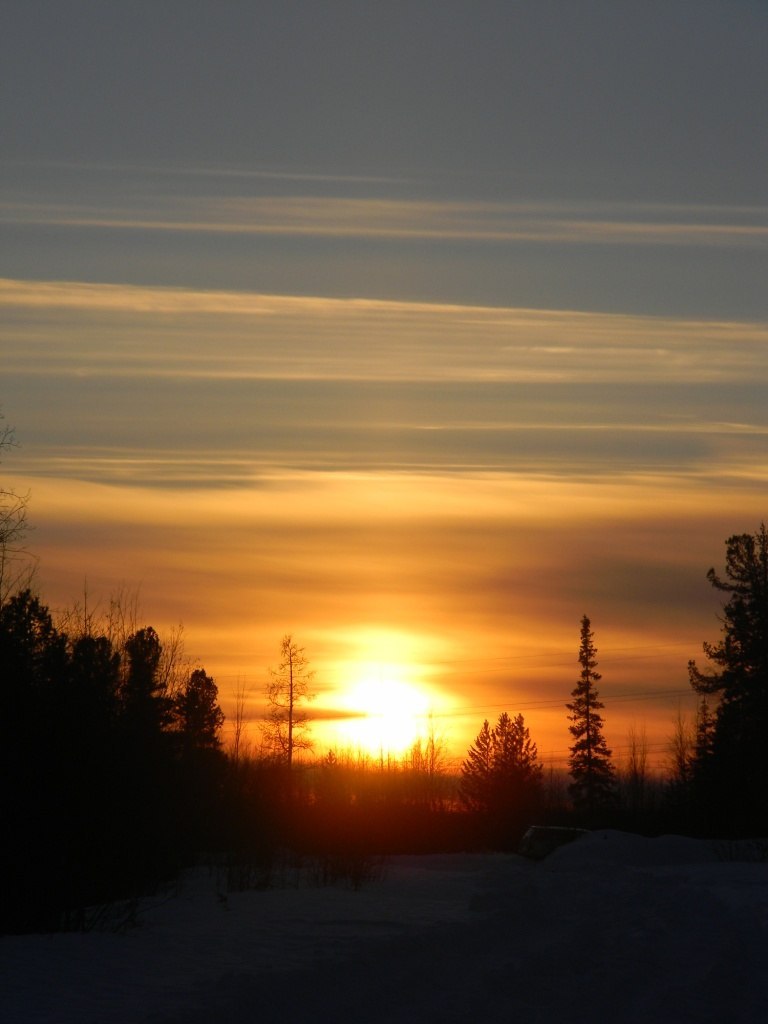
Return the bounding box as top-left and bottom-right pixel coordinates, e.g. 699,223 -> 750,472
3,279 -> 766,488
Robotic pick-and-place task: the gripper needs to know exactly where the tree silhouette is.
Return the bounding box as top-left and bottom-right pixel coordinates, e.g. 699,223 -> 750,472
176,668 -> 224,754
460,719 -> 494,810
120,626 -> 174,735
0,589 -> 67,700
689,524 -> 768,700
688,524 -> 768,833
172,668 -> 226,853
0,580 -> 237,932
567,615 -> 615,817
492,711 -> 542,800
0,591 -> 68,930
263,634 -> 315,768
0,413 -> 33,604
460,712 -> 542,844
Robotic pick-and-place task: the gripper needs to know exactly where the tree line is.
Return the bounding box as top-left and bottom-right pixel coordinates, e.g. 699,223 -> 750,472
0,590 -> 228,932
458,525 -> 768,842
2,526 -> 767,932
2,418 -> 767,929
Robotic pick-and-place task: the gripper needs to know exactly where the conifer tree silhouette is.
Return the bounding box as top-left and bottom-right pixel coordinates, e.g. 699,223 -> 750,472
567,615 -> 615,817
688,524 -> 768,833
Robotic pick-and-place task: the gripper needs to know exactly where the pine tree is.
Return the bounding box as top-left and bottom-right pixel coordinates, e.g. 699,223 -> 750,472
175,668 -> 224,754
121,626 -> 173,732
493,712 -> 542,792
459,718 -> 495,810
688,525 -> 768,833
567,615 -> 615,817
460,712 -> 542,817
688,524 -> 768,704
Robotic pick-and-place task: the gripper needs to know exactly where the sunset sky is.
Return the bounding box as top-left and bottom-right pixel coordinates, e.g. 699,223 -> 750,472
2,2 -> 766,768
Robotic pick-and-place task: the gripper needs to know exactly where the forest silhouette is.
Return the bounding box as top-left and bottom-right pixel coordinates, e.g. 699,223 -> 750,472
2,422 -> 767,933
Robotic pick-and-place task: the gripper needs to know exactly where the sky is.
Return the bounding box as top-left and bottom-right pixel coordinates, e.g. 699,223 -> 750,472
1,1 -> 767,768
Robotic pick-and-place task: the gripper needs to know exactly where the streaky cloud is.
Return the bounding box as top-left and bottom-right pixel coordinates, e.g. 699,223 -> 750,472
0,155 -> 409,186
2,195 -> 766,247
2,278 -> 766,385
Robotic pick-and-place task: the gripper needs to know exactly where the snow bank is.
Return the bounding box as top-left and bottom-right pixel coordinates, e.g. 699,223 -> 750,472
3,840 -> 768,1023
544,828 -> 720,869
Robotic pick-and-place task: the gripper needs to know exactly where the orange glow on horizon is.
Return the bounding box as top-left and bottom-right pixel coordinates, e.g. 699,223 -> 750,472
312,629 -> 454,759
329,668 -> 435,758
10,453 -> 763,773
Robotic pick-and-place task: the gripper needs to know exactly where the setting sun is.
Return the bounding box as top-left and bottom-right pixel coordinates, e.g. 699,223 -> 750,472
333,664 -> 436,759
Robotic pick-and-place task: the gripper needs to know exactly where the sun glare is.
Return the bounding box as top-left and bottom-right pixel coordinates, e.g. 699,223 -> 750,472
334,663 -> 435,759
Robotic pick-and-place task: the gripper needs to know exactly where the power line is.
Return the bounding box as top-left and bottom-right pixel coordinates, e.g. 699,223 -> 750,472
435,687 -> 693,718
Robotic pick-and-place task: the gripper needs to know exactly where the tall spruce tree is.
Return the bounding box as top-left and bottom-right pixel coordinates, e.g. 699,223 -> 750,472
567,615 -> 615,817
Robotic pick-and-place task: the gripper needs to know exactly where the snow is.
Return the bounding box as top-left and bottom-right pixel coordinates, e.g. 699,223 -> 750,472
3,833 -> 768,1023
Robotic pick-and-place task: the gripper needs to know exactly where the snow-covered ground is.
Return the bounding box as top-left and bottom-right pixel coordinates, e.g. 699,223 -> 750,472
3,831 -> 768,1023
